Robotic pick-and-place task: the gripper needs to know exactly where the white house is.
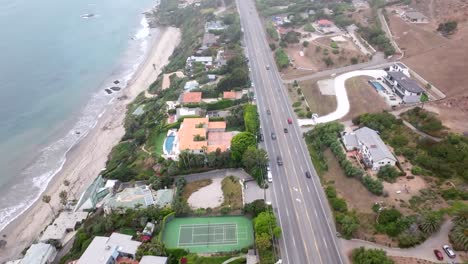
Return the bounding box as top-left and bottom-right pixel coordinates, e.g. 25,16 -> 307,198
8,243 -> 57,264
77,233 -> 141,264
389,63 -> 410,77
342,127 -> 397,170
205,21 -> 226,32
403,11 -> 428,23
383,71 -> 424,103
184,80 -> 199,91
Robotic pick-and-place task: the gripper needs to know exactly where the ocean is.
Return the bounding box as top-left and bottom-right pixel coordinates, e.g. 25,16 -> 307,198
0,0 -> 159,231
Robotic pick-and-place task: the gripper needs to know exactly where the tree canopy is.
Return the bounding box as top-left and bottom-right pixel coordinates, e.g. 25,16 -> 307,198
230,132 -> 256,161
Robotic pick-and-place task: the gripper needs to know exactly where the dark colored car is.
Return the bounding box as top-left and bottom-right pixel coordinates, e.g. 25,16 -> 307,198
267,109 -> 271,115
433,249 -> 444,261
259,133 -> 263,142
271,132 -> 276,140
305,171 -> 311,179
277,156 -> 283,166
284,128 -> 288,133
287,118 -> 292,124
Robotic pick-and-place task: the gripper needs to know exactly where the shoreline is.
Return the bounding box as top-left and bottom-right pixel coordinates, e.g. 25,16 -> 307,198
0,26 -> 181,262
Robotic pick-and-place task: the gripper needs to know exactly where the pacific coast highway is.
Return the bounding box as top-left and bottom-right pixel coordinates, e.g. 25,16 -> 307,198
236,0 -> 346,263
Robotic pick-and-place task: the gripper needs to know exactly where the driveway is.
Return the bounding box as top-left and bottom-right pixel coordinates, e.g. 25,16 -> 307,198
298,70 -> 387,125
340,220 -> 462,263
175,169 -> 253,182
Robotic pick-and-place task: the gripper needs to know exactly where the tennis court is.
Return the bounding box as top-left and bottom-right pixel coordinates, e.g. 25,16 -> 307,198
162,216 -> 254,253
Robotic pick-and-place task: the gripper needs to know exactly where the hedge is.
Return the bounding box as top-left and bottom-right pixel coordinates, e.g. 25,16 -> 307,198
158,212 -> 175,241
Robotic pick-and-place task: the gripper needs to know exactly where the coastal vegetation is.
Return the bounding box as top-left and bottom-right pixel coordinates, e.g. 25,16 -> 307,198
353,112 -> 468,183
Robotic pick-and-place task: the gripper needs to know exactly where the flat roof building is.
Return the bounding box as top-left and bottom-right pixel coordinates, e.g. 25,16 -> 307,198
77,233 -> 141,264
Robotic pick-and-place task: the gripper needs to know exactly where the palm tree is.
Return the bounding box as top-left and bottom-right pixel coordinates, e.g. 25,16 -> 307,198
449,222 -> 468,251
419,211 -> 443,234
453,207 -> 468,225
59,190 -> 68,207
42,195 -> 55,217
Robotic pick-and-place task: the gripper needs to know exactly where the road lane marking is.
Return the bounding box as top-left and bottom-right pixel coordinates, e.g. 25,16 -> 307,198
307,185 -> 310,193
295,198 -> 301,203
322,237 -> 328,249
315,209 -> 318,218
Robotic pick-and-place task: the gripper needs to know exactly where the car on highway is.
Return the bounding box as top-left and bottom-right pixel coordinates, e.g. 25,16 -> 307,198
271,132 -> 276,140
277,156 -> 283,166
305,171 -> 311,179
284,128 -> 288,133
259,133 -> 263,142
443,245 -> 456,259
267,170 -> 273,183
266,65 -> 270,70
433,249 -> 444,261
287,118 -> 292,124
267,109 -> 271,115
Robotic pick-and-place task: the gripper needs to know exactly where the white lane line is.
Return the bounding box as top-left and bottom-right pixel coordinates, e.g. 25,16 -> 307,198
307,185 -> 310,193
322,237 -> 328,249
314,209 -> 318,218
281,183 -> 284,193
286,207 -> 290,217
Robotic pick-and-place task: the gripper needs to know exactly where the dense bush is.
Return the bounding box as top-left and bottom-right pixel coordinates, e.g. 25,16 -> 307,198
304,23 -> 315,32
362,176 -> 383,195
377,165 -> 400,183
244,104 -> 259,135
437,21 -> 457,35
230,132 -> 256,161
206,99 -> 235,111
352,247 -> 394,264
358,26 -> 395,57
274,48 -> 289,69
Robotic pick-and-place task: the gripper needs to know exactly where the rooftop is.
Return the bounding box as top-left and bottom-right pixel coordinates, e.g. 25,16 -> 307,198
106,185 -> 155,210
223,91 -> 237,99
178,118 -> 230,152
77,233 -> 141,264
40,211 -> 88,242
20,243 -> 56,264
404,11 -> 427,20
317,19 -> 333,25
181,92 -> 202,103
187,56 -> 213,63
395,62 -> 407,69
354,127 -> 396,162
202,32 -> 217,46
387,71 -> 424,93
184,80 -> 199,91
207,131 -> 233,152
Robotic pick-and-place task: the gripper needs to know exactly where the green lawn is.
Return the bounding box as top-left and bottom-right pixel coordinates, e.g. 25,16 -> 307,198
150,130 -> 167,156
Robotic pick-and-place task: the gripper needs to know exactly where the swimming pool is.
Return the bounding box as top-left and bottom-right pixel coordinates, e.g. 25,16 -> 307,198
164,135 -> 175,154
369,80 -> 385,91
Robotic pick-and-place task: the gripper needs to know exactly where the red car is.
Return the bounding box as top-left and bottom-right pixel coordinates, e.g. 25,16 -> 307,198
433,249 -> 444,261
287,118 -> 292,124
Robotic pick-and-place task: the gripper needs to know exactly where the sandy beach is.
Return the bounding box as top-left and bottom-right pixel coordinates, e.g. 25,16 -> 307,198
0,26 -> 181,262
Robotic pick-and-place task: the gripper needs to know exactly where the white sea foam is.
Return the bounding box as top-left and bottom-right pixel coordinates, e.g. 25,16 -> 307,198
0,14 -> 157,232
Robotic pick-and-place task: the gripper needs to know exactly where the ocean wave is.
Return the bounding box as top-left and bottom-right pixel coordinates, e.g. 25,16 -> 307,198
0,15 -> 157,232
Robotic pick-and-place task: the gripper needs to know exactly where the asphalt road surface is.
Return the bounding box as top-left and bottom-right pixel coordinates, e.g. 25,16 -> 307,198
236,0 -> 346,263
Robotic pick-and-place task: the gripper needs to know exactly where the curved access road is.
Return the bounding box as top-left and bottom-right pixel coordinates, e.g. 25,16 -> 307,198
298,70 -> 386,126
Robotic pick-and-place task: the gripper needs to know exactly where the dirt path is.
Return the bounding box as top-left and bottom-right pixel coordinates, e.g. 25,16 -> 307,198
340,220 -> 462,263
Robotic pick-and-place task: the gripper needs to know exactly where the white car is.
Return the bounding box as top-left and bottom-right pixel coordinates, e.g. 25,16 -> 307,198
267,171 -> 273,183
443,245 -> 456,259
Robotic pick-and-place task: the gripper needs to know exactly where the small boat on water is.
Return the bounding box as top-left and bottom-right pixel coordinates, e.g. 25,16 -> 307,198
80,13 -> 95,19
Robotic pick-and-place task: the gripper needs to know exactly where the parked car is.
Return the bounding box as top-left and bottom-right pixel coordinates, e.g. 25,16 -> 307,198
277,156 -> 283,166
271,132 -> 276,140
433,249 -> 444,261
259,133 -> 263,142
284,128 -> 288,133
443,245 -> 456,259
287,118 -> 292,124
305,171 -> 311,179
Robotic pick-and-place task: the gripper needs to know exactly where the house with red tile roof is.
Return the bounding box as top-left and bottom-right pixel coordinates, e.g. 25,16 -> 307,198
180,92 -> 202,104
176,117 -> 233,155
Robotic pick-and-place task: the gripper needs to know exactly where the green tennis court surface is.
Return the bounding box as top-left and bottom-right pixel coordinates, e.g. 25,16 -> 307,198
162,216 -> 254,253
